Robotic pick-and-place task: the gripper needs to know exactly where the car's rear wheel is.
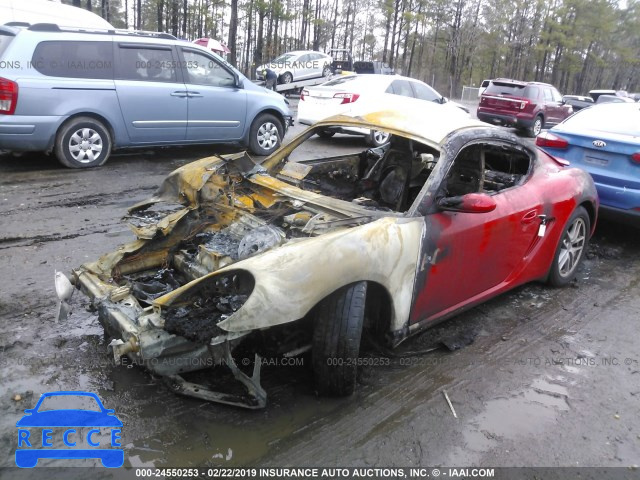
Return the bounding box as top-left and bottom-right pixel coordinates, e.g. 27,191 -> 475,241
54,116 -> 112,168
312,281 -> 367,396
367,129 -> 391,147
548,206 -> 590,287
248,113 -> 283,156
316,129 -> 335,139
279,72 -> 293,84
527,115 -> 543,137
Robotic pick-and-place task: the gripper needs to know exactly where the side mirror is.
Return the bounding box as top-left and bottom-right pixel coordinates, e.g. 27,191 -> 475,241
441,97 -> 449,104
235,74 -> 243,89
438,193 -> 497,213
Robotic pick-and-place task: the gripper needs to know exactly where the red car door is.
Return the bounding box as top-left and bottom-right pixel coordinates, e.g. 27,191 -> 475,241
410,142 -> 543,324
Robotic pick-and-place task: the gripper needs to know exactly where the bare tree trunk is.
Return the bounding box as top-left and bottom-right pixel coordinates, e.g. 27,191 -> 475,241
244,0 -> 254,75
382,17 -> 390,61
171,0 -> 179,37
330,0 -> 339,49
266,0 -> 274,57
342,0 -> 352,50
182,0 -> 188,38
312,0 -> 321,51
389,0 -> 400,67
157,0 -> 164,32
228,0 -> 238,65
254,7 -> 266,69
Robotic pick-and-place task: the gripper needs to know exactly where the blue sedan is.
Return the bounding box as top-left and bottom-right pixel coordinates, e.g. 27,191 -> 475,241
536,103 -> 640,223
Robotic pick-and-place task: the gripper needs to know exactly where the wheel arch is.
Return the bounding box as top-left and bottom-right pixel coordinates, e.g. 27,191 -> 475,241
579,200 -> 597,235
363,281 -> 394,346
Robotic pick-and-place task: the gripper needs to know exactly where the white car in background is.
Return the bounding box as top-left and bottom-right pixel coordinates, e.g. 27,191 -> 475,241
478,79 -> 491,97
256,50 -> 333,84
298,74 -> 470,146
0,0 -> 114,28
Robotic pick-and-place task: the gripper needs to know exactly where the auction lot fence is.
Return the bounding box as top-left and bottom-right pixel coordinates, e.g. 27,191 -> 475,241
461,86 -> 480,101
0,467 -> 638,479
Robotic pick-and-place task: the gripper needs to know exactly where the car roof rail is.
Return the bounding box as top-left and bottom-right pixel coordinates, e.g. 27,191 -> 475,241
4,22 -> 30,27
26,23 -> 176,40
113,29 -> 177,40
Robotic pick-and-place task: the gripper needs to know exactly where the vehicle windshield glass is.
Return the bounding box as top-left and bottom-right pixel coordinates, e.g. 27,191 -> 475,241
562,105 -> 640,136
322,75 -> 360,86
484,82 -> 527,97
38,395 -> 102,412
272,53 -> 295,63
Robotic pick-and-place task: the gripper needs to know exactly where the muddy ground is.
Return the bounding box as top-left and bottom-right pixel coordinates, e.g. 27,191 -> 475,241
0,101 -> 639,475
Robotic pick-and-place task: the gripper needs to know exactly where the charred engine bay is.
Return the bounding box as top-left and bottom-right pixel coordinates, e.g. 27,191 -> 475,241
117,169 -> 380,344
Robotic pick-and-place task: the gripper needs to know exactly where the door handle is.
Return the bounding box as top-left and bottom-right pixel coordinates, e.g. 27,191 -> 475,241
187,92 -> 203,98
171,91 -> 188,97
521,210 -> 538,224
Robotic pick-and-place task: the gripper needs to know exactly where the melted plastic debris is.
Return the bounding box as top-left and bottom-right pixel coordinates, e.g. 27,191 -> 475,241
125,203 -> 186,228
127,268 -> 181,304
164,294 -> 248,344
199,232 -> 240,260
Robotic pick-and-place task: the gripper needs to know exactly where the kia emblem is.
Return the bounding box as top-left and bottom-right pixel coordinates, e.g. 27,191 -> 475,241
592,140 -> 606,148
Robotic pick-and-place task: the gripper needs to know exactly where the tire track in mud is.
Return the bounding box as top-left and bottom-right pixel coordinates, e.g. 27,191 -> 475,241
259,248 -> 640,467
0,186 -> 158,217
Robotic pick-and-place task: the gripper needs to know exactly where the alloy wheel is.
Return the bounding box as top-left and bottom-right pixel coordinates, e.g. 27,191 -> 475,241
557,217 -> 586,278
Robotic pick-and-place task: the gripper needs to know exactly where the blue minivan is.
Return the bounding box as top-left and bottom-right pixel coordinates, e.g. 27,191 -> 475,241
0,24 -> 292,168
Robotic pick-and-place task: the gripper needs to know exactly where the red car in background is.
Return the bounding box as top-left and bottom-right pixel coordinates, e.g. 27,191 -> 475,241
477,79 -> 573,137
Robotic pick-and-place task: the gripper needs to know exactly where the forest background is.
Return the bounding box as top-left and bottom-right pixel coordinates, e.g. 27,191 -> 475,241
63,0 -> 640,97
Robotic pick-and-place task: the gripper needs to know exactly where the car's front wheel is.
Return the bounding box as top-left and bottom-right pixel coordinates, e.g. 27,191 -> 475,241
548,206 -> 590,287
248,113 -> 283,156
312,282 -> 367,396
367,129 -> 391,147
322,66 -> 332,78
54,116 -> 112,168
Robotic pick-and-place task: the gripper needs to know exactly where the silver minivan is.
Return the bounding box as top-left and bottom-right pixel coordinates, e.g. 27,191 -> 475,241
0,24 -> 292,168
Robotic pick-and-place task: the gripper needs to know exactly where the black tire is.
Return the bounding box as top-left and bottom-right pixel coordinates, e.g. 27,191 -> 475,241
322,66 -> 332,78
526,115 -> 543,137
54,116 -> 112,168
279,72 -> 293,84
367,129 -> 392,147
248,113 -> 283,156
312,282 -> 367,396
547,206 -> 590,287
316,129 -> 335,139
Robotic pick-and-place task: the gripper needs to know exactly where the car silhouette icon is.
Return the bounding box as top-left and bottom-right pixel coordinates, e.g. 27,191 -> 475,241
15,391 -> 123,468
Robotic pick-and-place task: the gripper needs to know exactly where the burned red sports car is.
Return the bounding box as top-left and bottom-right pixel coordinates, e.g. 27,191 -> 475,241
56,108 -> 598,408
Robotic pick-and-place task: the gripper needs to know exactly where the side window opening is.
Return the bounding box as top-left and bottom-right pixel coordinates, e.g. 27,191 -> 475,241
443,143 -> 531,197
482,144 -> 530,193
117,46 -> 177,83
277,132 -> 439,213
182,50 -> 235,87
